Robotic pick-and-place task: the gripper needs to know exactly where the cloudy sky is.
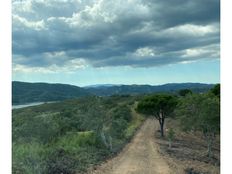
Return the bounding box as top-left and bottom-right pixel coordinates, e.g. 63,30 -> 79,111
12,0 -> 220,86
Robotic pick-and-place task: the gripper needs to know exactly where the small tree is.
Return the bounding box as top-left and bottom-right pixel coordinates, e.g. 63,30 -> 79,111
136,94 -> 178,137
167,128 -> 175,148
176,94 -> 220,157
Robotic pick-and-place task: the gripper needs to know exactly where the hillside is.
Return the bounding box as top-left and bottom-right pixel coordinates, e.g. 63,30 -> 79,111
12,81 -> 91,104
12,95 -> 144,174
13,81 -> 214,105
85,83 -> 214,96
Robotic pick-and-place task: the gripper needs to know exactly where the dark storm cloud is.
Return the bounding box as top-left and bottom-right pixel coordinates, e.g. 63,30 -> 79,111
12,0 -> 220,71
146,0 -> 220,29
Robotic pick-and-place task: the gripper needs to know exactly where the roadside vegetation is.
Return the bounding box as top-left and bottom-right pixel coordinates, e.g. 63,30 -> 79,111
12,95 -> 144,174
136,84 -> 220,173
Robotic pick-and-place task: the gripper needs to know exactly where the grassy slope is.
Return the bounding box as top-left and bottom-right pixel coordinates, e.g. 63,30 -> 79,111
12,95 -> 145,174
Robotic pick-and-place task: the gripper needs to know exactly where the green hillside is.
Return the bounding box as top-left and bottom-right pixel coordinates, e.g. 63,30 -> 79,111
13,81 -> 214,105
13,81 -> 91,104
12,95 -> 144,174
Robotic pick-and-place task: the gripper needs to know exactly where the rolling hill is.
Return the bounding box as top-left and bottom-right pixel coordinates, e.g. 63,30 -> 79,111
12,81 -> 91,104
13,81 -> 215,105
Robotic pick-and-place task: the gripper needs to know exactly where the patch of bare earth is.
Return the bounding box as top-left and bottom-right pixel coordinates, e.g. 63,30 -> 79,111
87,118 -> 171,174
156,119 -> 220,174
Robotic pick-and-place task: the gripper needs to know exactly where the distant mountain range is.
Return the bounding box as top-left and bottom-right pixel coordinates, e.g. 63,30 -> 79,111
13,81 -> 215,105
84,83 -> 214,96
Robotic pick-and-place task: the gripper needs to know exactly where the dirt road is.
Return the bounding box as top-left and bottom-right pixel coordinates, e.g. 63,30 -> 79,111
89,119 -> 171,174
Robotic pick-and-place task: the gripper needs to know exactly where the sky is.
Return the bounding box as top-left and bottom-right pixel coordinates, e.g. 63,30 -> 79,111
12,0 -> 220,86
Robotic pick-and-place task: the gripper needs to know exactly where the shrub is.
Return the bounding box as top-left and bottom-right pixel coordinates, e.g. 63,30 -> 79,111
13,142 -> 47,174
46,148 -> 77,174
13,113 -> 59,144
56,131 -> 97,151
167,128 -> 175,148
112,105 -> 132,122
110,118 -> 128,139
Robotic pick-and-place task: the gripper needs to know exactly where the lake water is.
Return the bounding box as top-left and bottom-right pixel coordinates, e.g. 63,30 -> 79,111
12,102 -> 55,109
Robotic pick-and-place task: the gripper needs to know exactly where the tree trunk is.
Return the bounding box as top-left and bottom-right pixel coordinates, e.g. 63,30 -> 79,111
160,120 -> 164,137
157,111 -> 165,137
100,132 -> 108,148
156,111 -> 165,137
109,135 -> 113,151
207,137 -> 213,158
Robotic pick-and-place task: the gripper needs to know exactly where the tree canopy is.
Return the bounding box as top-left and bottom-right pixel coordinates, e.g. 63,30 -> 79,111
176,94 -> 220,132
210,84 -> 220,98
178,89 -> 193,97
137,94 -> 178,137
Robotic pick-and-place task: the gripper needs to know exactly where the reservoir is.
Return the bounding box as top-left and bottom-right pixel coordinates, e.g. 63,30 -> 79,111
12,101 -> 55,109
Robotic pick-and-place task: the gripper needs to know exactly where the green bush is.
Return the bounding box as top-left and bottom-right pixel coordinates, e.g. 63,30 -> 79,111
110,118 -> 128,139
112,105 -> 132,122
13,113 -> 59,144
167,128 -> 175,141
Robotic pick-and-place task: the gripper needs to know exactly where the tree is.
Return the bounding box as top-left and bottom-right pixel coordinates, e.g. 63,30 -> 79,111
210,84 -> 220,98
178,89 -> 192,97
136,94 -> 178,137
176,94 -> 220,157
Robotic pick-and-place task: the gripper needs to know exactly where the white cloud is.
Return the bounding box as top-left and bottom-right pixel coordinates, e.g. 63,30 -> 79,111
13,58 -> 88,73
163,23 -> 218,37
13,0 -> 33,13
13,14 -> 46,30
181,44 -> 220,59
134,47 -> 155,57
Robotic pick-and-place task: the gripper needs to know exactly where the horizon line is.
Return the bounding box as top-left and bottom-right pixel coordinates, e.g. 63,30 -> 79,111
12,80 -> 218,87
